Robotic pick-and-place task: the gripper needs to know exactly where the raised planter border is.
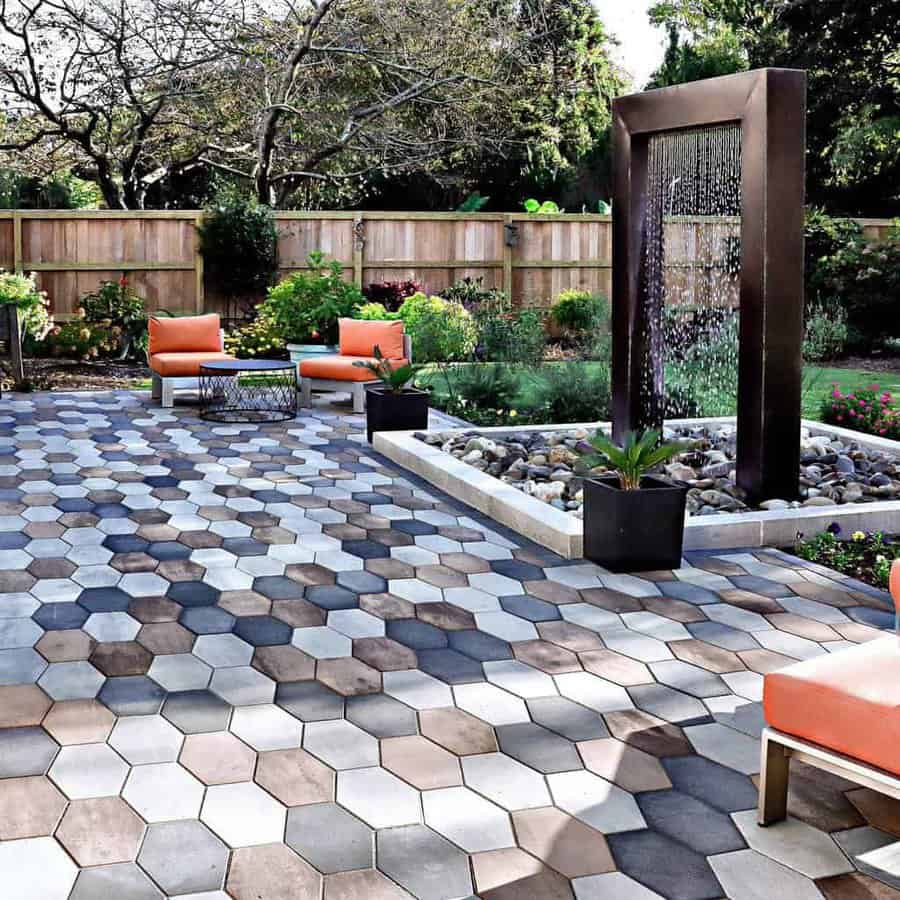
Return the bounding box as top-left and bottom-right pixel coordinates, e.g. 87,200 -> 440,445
374,417 -> 900,558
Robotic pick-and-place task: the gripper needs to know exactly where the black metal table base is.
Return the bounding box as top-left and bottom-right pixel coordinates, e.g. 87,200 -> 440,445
199,360 -> 297,423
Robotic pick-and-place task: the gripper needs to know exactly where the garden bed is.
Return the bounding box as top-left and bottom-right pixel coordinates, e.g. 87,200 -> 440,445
375,418 -> 900,558
15,358 -> 150,392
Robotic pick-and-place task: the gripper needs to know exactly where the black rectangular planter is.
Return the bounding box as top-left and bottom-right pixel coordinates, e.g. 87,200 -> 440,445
583,474 -> 688,572
365,385 -> 429,443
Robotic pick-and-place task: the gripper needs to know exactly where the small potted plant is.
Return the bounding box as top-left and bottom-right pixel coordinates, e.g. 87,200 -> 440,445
354,347 -> 428,442
578,428 -> 688,572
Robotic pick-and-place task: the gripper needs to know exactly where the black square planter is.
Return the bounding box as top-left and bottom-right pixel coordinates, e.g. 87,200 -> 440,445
365,385 -> 429,443
583,474 -> 688,572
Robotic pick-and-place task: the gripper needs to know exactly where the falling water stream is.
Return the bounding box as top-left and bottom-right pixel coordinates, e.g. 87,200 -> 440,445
639,124 -> 742,427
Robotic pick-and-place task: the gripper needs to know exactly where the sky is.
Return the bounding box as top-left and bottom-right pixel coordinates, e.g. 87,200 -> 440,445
596,1 -> 667,91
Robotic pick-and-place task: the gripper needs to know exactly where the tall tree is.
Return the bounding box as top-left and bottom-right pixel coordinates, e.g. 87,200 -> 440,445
648,0 -> 900,214
0,0 -> 245,208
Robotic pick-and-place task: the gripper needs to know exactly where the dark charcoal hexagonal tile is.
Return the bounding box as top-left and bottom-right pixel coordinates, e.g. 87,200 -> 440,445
392,520 -> 437,537
496,722 -> 583,774
526,696 -> 610,742
345,693 -> 417,738
179,606 -> 236,635
233,615 -> 293,647
276,681 -> 344,722
285,802 -> 374,873
33,604 -> 90,631
102,535 -> 149,554
447,629 -> 512,662
499,594 -> 561,622
386,619 -> 448,651
161,689 -> 231,734
253,576 -> 307,601
661,755 -> 758,813
168,582 -> 219,608
491,559 -> 546,581
0,726 -> 59,777
222,538 -> 268,557
77,588 -> 132,613
336,571 -> 387,594
636,789 -> 746,856
99,675 -> 166,716
416,649 -> 485,685
146,542 -> 192,562
305,585 -> 358,611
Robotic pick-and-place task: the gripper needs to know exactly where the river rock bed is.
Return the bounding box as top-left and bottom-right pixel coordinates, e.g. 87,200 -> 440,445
415,424 -> 900,517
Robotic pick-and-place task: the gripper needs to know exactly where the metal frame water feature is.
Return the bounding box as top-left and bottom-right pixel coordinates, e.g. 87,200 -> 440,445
611,68 -> 807,502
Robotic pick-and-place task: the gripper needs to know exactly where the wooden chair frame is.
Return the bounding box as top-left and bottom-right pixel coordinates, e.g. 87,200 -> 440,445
758,726 -> 900,826
299,333 -> 413,414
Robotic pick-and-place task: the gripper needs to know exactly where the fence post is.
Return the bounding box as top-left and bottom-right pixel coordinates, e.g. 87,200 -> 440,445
12,212 -> 23,275
352,215 -> 365,289
502,214 -> 514,300
193,214 -> 204,314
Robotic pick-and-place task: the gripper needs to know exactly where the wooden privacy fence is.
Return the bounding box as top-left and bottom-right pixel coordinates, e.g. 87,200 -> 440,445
0,210 -> 894,319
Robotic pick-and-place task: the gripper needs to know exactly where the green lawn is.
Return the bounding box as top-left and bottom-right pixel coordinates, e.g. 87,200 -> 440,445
417,361 -> 900,423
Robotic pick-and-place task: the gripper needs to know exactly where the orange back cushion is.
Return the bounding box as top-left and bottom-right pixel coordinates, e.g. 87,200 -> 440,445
339,318 -> 404,360
149,314 -> 221,354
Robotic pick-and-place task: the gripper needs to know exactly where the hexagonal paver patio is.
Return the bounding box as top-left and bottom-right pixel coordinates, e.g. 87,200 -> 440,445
0,389 -> 897,900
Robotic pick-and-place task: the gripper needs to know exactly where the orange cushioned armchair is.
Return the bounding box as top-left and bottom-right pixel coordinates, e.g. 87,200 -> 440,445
148,314 -> 234,407
299,319 -> 412,413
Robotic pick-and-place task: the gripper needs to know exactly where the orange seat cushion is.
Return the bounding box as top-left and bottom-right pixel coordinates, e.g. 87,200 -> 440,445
299,355 -> 409,382
764,638 -> 900,775
149,314 -> 221,354
150,352 -> 235,377
339,318 -> 405,360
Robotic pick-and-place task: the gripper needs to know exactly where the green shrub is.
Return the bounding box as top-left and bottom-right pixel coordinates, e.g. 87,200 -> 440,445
0,270 -> 52,342
440,277 -> 507,310
398,293 -> 477,363
77,275 -> 147,359
198,189 -> 278,304
803,304 -> 847,361
224,316 -> 287,360
449,364 -> 519,411
475,306 -> 546,366
550,290 -> 608,335
795,528 -> 898,590
260,252 -> 362,345
363,280 -> 421,312
530,362 -> 611,423
356,302 -> 398,321
35,321 -> 117,361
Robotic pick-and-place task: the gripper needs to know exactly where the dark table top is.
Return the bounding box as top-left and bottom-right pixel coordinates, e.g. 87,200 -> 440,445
199,359 -> 293,372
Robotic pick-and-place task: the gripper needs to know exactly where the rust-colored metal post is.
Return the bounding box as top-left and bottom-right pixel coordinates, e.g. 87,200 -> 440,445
611,68 -> 807,502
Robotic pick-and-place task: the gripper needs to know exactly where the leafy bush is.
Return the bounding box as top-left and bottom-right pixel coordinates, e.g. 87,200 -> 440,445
0,270 -> 52,341
198,189 -> 278,303
261,252 -> 362,345
524,199 -> 563,214
440,277 -> 507,311
530,362 -> 611,423
448,364 -> 519,411
550,290 -> 608,336
363,280 -> 421,312
77,276 -> 147,359
475,306 -> 546,367
820,383 -> 899,440
224,316 -> 287,360
35,321 -> 117,361
803,304 -> 847,361
397,293 -> 477,363
356,302 -> 398,321
795,527 -> 898,589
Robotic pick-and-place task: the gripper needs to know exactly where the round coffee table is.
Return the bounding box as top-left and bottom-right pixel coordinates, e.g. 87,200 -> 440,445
199,359 -> 297,423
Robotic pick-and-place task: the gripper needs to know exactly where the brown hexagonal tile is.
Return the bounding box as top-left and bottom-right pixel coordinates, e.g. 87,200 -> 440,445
58,512 -> 99,529
381,735 -> 462,790
359,593 -> 415,621
253,645 -> 316,682
416,565 -> 469,589
692,557 -> 747,576
253,525 -> 295,545
512,640 -> 581,675
27,558 -> 77,579
416,601 -> 475,631
718,588 -> 784,615
472,848 -> 573,900
156,559 -> 206,583
178,530 -> 223,549
578,738 -> 672,793
89,640 -> 153,676
816,872 -> 900,899
316,658 -> 381,696
764,613 -> 840,643
255,748 -> 334,807
440,552 -> 491,575
536,621 -> 603,653
43,698 -> 115,745
845,788 -> 900,838
640,594 -> 707,623
523,580 -> 580,606
286,564 -> 336,587
579,649 -> 652,686
137,524 -> 181,542
512,806 -> 615,879
137,622 -> 195,654
604,709 -> 692,757
112,552 -> 159,574
834,622 -> 887,643
24,521 -> 65,539
352,637 -> 417,672
670,638 -> 746,674
324,523 -> 367,541
0,571 -> 35,592
56,797 -> 145,866
790,581 -> 857,607
579,587 -> 643,613
35,629 -> 96,663
220,590 -> 272,617
0,684 -> 52,727
420,707 -> 497,755
348,513 -> 391,531
363,557 -> 414,578
737,648 -> 796,674
441,526 -> 488,543
324,869 -> 415,899
272,598 -> 326,628
128,595 -> 180,623
0,776 -> 67,839
180,731 -> 257,785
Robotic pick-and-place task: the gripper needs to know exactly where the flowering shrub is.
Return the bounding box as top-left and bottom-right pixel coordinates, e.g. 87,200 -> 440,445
0,270 -> 52,341
38,321 -> 117,360
224,316 -> 287,360
795,525 -> 898,589
397,293 -> 476,363
77,275 -> 147,359
821,383 -> 899,440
